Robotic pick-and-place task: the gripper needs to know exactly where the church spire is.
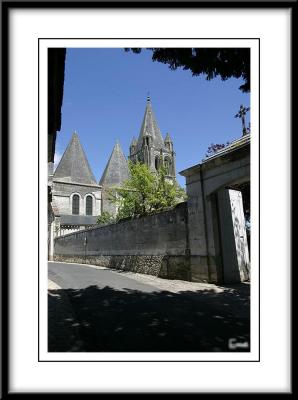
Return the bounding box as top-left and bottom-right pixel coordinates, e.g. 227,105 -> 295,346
164,132 -> 173,151
164,132 -> 172,143
136,96 -> 165,152
130,136 -> 137,146
54,131 -> 97,185
129,95 -> 176,182
99,141 -> 130,187
129,136 -> 137,156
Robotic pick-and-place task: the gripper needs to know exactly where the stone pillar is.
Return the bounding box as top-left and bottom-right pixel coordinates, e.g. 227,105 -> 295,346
229,189 -> 250,280
216,188 -> 250,283
184,173 -> 210,282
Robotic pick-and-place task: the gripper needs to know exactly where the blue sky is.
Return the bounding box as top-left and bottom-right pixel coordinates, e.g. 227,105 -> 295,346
55,48 -> 250,187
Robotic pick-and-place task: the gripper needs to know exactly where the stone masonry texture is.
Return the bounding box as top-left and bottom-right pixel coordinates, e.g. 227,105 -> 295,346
54,202 -> 193,281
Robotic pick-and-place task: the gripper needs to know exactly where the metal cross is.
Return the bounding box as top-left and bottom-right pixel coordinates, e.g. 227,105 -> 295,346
235,104 -> 250,136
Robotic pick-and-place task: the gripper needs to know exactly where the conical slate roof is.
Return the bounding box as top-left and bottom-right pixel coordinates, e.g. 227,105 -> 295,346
99,141 -> 130,187
136,97 -> 165,152
54,132 -> 97,185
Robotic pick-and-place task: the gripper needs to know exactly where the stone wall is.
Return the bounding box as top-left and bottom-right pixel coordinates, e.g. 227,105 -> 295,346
54,202 -> 191,281
180,137 -> 250,284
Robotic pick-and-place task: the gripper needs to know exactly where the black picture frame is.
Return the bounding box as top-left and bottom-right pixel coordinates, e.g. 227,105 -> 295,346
1,0 -> 294,396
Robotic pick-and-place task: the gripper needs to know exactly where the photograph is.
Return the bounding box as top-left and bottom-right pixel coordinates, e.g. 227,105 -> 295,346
47,46 -> 252,354
2,2 -> 292,394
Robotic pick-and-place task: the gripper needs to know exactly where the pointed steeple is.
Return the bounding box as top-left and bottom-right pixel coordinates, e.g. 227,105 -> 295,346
136,96 -> 165,152
129,136 -> 137,156
99,141 -> 130,187
164,132 -> 172,143
130,136 -> 137,146
164,132 -> 174,152
54,131 -> 97,185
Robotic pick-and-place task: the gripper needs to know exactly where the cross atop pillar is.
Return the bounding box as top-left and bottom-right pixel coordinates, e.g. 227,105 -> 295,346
235,104 -> 250,136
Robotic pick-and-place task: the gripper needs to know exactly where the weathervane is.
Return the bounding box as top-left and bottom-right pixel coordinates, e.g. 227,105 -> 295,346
235,104 -> 250,136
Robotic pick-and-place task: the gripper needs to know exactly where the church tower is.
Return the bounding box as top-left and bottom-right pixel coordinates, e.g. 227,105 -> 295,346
129,96 -> 176,181
52,131 -> 102,235
99,141 -> 130,216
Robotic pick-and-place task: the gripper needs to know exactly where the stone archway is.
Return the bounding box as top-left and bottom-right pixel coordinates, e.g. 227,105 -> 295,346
180,135 -> 251,284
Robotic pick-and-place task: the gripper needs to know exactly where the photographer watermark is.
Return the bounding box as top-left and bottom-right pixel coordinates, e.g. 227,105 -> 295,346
228,338 -> 249,350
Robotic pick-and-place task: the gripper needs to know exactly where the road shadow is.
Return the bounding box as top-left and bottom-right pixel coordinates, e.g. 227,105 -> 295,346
48,284 -> 250,352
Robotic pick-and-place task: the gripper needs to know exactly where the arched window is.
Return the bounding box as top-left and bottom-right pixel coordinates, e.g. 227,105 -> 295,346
72,194 -> 80,215
155,156 -> 159,170
86,195 -> 93,216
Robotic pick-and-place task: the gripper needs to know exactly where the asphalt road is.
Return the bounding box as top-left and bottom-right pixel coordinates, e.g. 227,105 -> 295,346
48,262 -> 250,353
49,262 -> 163,293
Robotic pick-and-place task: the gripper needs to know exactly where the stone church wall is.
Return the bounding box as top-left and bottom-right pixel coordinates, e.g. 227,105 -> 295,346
53,181 -> 102,216
54,202 -> 191,281
101,188 -> 117,217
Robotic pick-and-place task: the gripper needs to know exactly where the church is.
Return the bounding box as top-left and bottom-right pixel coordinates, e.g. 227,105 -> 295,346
50,96 -> 177,236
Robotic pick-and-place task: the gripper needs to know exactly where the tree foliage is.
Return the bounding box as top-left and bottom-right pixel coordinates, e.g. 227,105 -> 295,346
125,48 -> 250,92
205,142 -> 230,158
97,211 -> 115,225
108,161 -> 186,220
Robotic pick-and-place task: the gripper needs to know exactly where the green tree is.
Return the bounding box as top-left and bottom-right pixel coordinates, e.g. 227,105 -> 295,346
97,211 -> 115,225
153,165 -> 186,210
125,48 -> 250,92
109,161 -> 186,220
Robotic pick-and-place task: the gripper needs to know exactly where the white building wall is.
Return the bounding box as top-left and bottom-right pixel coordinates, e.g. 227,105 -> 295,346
52,181 -> 102,217
53,195 -> 71,215
90,190 -> 101,217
